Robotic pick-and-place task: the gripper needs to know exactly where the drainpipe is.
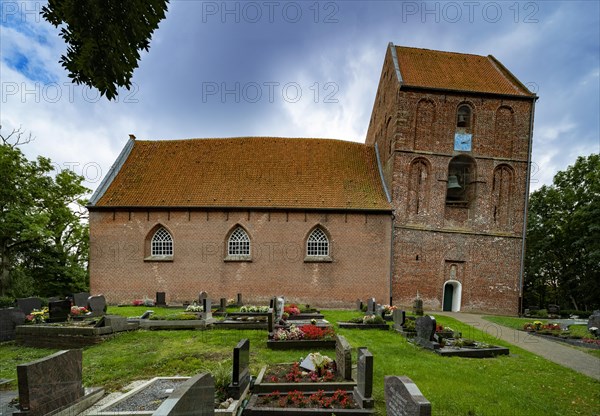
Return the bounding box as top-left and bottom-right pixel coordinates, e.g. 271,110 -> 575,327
518,98 -> 537,316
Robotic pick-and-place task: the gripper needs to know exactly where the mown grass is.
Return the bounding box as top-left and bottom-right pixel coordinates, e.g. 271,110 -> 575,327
0,308 -> 599,415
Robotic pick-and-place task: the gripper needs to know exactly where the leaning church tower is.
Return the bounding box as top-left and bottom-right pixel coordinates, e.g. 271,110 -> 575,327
367,43 -> 537,314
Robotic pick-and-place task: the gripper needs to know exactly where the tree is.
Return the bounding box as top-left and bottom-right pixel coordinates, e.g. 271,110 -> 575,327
524,154 -> 600,311
0,126 -> 89,297
41,0 -> 169,100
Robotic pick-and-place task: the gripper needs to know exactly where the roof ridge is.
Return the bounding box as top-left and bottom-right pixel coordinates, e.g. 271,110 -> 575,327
135,136 -> 366,145
394,45 -> 488,59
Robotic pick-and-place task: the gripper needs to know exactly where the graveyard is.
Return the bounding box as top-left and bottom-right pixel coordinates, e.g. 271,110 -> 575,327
1,297 -> 600,415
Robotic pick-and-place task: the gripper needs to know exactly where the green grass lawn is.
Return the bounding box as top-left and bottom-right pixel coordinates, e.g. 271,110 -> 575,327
0,308 -> 599,415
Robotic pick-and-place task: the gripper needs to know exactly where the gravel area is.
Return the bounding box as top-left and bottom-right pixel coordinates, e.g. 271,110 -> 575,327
104,379 -> 187,412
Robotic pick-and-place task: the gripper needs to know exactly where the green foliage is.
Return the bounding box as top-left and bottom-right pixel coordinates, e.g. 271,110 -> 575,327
41,0 -> 169,100
525,154 -> 600,310
0,132 -> 89,297
149,313 -> 198,321
0,295 -> 15,308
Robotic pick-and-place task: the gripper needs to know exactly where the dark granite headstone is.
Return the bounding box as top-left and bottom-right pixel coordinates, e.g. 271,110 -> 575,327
17,349 -> 84,416
16,298 -> 42,316
219,298 -> 227,312
353,348 -> 374,409
415,316 -> 440,350
356,299 -> 363,311
588,310 -> 600,331
335,335 -> 352,380
156,292 -> 166,306
366,298 -> 376,314
72,292 -> 90,307
267,309 -> 274,332
228,339 -> 250,399
153,373 -> 215,416
393,310 -> 406,331
199,291 -> 208,304
237,293 -> 243,306
0,308 -> 26,341
413,298 -> 424,316
48,299 -> 71,323
385,376 -> 431,416
547,304 -> 560,315
87,295 -> 107,317
47,297 -> 60,303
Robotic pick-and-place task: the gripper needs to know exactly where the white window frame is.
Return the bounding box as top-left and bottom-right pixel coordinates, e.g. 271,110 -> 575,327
305,227 -> 332,262
151,227 -> 173,257
225,227 -> 251,261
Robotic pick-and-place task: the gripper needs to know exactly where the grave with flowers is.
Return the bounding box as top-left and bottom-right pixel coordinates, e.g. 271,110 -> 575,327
267,323 -> 337,350
338,314 -> 389,330
214,305 -> 273,330
244,342 -> 375,415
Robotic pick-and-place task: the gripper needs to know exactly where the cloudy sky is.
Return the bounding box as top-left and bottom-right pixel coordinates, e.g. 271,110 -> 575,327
1,1 -> 598,194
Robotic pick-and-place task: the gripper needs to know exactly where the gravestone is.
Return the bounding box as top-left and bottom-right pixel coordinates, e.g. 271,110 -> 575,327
140,310 -> 154,320
366,298 -> 376,314
267,309 -> 274,332
393,310 -> 406,331
547,304 -> 560,315
87,295 -> 107,317
227,339 -> 250,399
199,291 -> 208,304
237,293 -> 243,306
415,316 -> 439,350
16,297 -> 42,316
153,373 -> 215,416
47,297 -> 60,303
47,299 -> 71,323
202,298 -> 212,320
356,299 -> 363,311
219,298 -> 227,312
72,292 -> 90,308
335,335 -> 352,380
413,298 -> 424,316
16,349 -> 84,416
276,297 -> 285,321
156,292 -> 166,306
0,308 -> 26,341
384,376 -> 431,416
588,310 -> 600,331
375,304 -> 385,317
352,348 -> 374,409
103,315 -> 128,332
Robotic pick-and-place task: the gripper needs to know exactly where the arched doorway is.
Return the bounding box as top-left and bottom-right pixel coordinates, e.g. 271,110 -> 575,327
442,280 -> 462,312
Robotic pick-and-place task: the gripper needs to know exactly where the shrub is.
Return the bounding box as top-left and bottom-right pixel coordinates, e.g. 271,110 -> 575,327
0,296 -> 15,309
534,309 -> 548,318
362,315 -> 385,324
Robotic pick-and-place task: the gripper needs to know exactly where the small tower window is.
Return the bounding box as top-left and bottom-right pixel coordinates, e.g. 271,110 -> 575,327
457,105 -> 471,129
446,155 -> 477,207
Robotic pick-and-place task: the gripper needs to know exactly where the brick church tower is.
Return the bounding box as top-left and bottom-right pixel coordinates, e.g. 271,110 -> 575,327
367,43 -> 537,314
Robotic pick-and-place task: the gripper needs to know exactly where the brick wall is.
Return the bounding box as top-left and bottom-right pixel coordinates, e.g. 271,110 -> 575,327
366,46 -> 534,315
89,210 -> 392,307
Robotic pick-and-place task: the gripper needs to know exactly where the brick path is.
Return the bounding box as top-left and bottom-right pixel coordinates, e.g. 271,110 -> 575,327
436,312 -> 600,381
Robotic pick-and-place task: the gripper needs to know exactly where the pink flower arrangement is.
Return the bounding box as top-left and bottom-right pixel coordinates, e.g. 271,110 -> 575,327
70,306 -> 88,316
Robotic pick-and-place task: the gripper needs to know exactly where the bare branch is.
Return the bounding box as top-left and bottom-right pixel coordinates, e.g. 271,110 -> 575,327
0,124 -> 35,147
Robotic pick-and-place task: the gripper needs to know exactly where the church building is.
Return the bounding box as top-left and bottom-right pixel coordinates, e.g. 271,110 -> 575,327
88,43 -> 537,315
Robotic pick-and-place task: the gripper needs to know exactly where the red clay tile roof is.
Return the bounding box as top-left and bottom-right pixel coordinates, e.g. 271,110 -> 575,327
93,137 -> 391,211
394,45 -> 534,97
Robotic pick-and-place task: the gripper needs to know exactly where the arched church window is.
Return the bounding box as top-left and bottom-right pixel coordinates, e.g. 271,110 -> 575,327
151,227 -> 173,257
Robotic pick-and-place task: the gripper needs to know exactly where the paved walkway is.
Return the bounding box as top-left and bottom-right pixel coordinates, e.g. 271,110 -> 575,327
435,312 -> 600,381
